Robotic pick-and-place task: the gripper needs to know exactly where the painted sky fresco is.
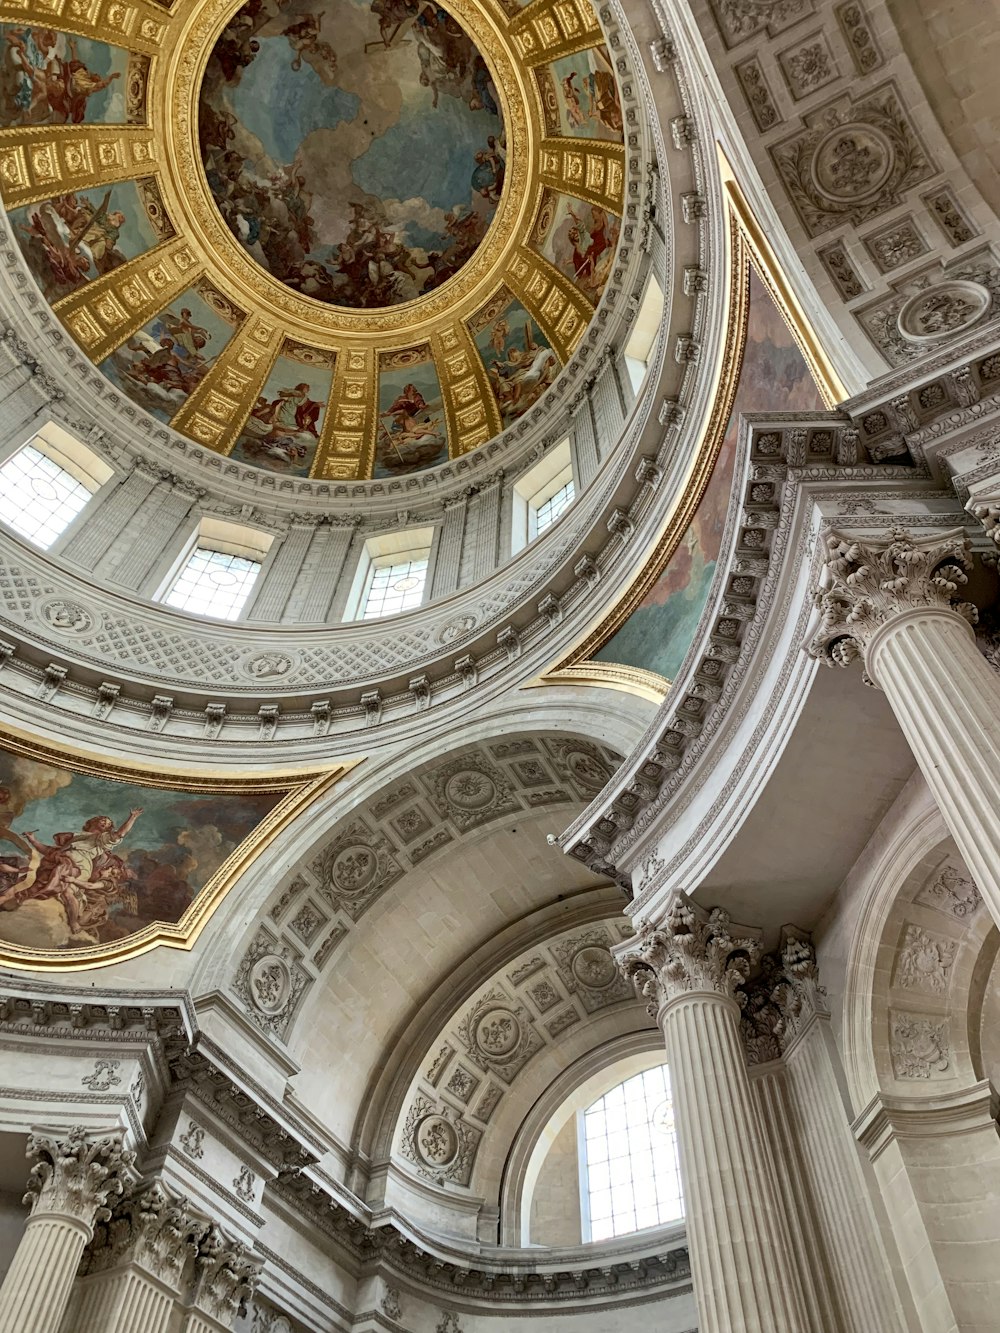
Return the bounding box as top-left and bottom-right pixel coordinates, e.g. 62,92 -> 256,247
0,752 -> 282,951
536,191 -> 620,306
544,46 -> 622,142
8,181 -> 161,304
0,28 -> 127,126
198,0 -> 505,309
471,294 -> 560,428
99,284 -> 240,425
376,345 -> 449,476
231,344 -> 334,476
595,269 -> 825,682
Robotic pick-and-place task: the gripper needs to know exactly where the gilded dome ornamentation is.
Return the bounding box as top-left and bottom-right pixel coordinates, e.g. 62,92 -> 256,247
0,0 -> 626,482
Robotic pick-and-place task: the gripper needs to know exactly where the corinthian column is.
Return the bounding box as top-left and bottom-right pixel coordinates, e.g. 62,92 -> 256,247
0,1126 -> 135,1333
614,895 -> 810,1333
807,526 -> 1000,926
70,1182 -> 209,1333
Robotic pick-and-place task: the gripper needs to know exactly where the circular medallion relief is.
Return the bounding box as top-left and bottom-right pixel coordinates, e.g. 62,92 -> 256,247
571,945 -> 617,990
443,768 -> 496,811
38,598 -> 96,636
474,1006 -> 521,1056
330,844 -> 379,893
896,281 -> 991,345
242,649 -> 298,679
810,124 -> 894,203
416,1113 -> 458,1165
198,0 -> 505,310
249,954 -> 291,1013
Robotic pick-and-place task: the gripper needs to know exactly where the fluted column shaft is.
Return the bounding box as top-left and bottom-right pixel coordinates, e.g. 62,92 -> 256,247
782,1019 -> 903,1332
0,1210 -> 92,1331
0,1127 -> 133,1333
73,1269 -> 175,1333
867,606 -> 1000,927
661,989 -> 810,1333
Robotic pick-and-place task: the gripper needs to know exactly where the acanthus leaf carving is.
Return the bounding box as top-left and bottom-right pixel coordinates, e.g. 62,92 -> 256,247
23,1125 -> 136,1225
806,526 -> 978,674
613,893 -> 761,1015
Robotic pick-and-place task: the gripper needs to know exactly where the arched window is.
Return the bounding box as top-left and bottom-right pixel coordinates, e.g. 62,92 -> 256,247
580,1062 -> 683,1241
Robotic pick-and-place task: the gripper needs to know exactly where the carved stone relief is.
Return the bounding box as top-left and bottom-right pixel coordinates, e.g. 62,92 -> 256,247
777,30 -> 840,101
313,820 -> 405,921
894,924 -> 956,994
770,84 -> 935,238
735,56 -> 781,132
889,1012 -> 951,1079
915,865 -> 983,919
708,0 -> 814,49
834,1 -> 882,76
300,735 -> 621,945
551,927 -> 633,1012
862,218 -> 929,274
399,1095 -> 482,1186
856,252 -> 1000,365
457,988 -> 544,1084
232,929 -> 310,1040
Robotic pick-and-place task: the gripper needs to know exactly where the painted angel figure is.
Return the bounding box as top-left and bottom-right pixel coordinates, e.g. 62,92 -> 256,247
0,808 -> 143,935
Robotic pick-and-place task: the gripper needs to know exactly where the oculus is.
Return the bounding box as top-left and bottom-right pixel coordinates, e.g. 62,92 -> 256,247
198,0 -> 505,309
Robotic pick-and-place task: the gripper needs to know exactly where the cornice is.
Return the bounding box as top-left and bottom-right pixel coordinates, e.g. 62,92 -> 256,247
556,408 -> 958,891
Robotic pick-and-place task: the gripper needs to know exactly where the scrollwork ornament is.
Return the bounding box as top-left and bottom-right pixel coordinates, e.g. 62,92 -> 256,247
24,1126 -> 136,1225
806,527 -> 978,679
614,894 -> 761,1016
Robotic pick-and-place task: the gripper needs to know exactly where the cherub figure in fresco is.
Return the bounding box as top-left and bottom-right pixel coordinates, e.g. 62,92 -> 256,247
0,808 -> 143,936
560,72 -> 587,129
282,12 -> 335,74
380,382 -> 441,443
121,336 -> 204,394
488,316 -> 510,357
566,202 -> 613,296
471,135 -> 504,204
369,0 -> 419,50
18,188 -> 127,298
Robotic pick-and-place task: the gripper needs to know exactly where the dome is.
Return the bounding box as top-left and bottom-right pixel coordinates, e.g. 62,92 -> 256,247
1,0 -> 626,482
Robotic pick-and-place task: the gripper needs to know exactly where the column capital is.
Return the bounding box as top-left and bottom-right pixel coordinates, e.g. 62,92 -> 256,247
83,1181 -> 209,1289
189,1225 -> 261,1324
614,892 -> 762,1014
806,527 -> 978,677
23,1126 -> 136,1227
741,932 -> 827,1064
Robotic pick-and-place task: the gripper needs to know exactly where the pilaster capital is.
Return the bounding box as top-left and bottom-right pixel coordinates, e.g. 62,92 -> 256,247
190,1225 -> 262,1323
741,932 -> 828,1064
614,893 -> 761,1015
806,526 -> 978,675
83,1181 -> 209,1287
23,1126 -> 136,1226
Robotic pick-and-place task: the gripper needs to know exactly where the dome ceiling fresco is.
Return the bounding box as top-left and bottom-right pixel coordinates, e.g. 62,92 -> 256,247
0,0 -> 626,482
199,0 -> 506,310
